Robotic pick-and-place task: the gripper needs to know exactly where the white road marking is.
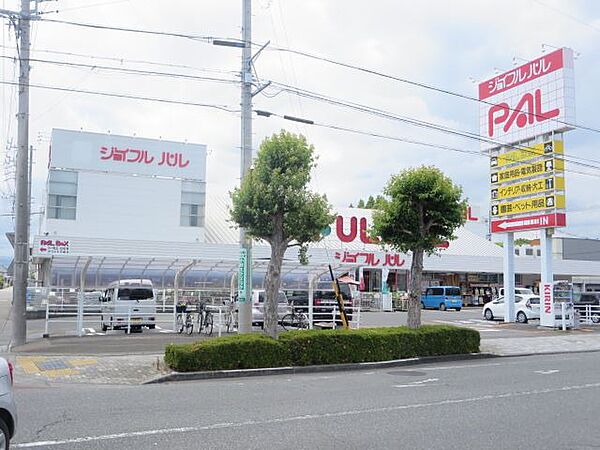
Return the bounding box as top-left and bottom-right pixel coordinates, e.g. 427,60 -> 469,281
159,330 -> 174,334
155,326 -> 163,330
394,378 -> 439,388
474,329 -> 502,332
14,381 -> 600,448
535,370 -> 559,375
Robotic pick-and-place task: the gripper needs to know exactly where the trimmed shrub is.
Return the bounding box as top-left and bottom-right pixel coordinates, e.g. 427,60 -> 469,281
164,325 -> 480,372
165,334 -> 291,372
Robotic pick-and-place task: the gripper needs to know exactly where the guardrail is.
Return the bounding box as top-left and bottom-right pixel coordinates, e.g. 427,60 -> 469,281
43,303 -> 176,337
574,304 -> 600,325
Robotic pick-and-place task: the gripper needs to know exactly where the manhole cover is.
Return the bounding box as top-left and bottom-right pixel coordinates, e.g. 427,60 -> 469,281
386,370 -> 427,377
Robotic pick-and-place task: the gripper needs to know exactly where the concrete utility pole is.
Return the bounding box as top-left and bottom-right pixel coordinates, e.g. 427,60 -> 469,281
237,0 -> 253,333
11,0 -> 32,347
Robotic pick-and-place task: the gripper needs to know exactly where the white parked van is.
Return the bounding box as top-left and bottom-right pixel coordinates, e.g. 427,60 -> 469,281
250,290 -> 291,327
100,279 -> 157,332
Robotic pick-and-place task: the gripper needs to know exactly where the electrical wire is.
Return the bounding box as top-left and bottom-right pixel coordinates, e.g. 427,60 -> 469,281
264,80 -> 600,171
255,109 -> 600,180
0,79 -> 240,112
0,43 -> 239,76
33,16 -> 217,42
0,55 -> 241,86
265,44 -> 600,136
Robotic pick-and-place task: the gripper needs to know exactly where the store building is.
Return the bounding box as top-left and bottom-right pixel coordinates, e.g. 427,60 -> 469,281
30,129 -> 600,305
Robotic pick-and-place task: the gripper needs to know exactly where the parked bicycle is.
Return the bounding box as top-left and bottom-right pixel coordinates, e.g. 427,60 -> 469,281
223,299 -> 238,333
175,303 -> 194,335
280,301 -> 309,331
196,302 -> 214,335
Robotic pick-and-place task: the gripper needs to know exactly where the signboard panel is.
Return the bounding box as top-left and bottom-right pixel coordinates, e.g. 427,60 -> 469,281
491,194 -> 565,217
491,176 -> 564,201
479,48 -> 575,149
491,140 -> 563,168
490,212 -> 566,233
491,158 -> 564,184
237,248 -> 248,303
540,282 -> 555,327
50,129 -> 207,181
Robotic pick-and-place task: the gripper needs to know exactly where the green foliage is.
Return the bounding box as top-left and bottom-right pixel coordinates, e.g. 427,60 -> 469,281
230,130 -> 334,247
355,195 -> 385,210
164,326 -> 480,372
372,166 -> 467,254
164,334 -> 291,372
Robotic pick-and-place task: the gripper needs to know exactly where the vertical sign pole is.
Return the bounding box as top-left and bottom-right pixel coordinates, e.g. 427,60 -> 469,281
540,228 -> 554,327
503,232 -> 515,322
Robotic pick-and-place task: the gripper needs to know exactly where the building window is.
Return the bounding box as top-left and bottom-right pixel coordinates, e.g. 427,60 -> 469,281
180,181 -> 205,227
515,249 -> 519,256
525,248 -> 534,256
47,170 -> 77,220
536,249 -> 541,256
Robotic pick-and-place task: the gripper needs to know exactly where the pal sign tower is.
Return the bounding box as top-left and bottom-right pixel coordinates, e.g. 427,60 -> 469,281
480,48 -> 575,327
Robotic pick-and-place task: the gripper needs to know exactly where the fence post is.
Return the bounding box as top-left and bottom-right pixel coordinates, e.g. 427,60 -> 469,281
218,307 -> 222,337
332,306 -> 337,329
127,308 -> 131,334
43,302 -> 50,338
561,302 -> 566,331
587,304 -> 591,324
172,295 -> 177,332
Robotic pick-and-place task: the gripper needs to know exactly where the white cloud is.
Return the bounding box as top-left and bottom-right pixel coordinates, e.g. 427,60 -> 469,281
1,0 -> 600,255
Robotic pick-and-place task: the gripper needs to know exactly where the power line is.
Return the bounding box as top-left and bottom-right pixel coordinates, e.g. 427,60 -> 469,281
265,44 -> 600,137
0,54 -> 241,86
263,80 -> 600,171
33,16 -> 216,42
0,79 -> 240,112
0,43 -> 239,76
254,109 -> 600,180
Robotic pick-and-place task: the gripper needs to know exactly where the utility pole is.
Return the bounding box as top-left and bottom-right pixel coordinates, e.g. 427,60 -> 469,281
237,0 -> 253,333
11,0 -> 31,347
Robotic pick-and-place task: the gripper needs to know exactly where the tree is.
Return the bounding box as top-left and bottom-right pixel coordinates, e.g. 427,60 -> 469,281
357,199 -> 365,208
372,166 -> 467,328
230,130 -> 334,338
365,195 -> 375,209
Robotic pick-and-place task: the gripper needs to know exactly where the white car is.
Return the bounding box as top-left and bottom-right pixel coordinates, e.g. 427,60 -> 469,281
250,290 -> 291,327
0,357 -> 17,448
483,295 -> 540,323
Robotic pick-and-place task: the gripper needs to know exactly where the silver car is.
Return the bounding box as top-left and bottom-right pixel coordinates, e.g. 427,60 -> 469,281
0,357 -> 17,449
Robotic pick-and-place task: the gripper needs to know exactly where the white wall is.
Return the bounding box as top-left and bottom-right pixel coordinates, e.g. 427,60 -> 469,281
42,171 -> 205,242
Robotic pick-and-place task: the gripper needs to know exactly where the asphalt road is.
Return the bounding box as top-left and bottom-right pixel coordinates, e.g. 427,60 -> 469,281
11,352 -> 600,449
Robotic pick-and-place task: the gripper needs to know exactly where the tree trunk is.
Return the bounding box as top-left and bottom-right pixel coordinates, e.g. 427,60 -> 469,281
263,240 -> 287,339
407,247 -> 424,329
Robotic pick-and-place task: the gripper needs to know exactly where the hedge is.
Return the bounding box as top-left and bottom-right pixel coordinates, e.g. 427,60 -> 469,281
164,325 -> 480,372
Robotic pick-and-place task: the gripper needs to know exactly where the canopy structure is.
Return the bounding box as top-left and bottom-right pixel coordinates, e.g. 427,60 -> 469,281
43,253 -> 358,291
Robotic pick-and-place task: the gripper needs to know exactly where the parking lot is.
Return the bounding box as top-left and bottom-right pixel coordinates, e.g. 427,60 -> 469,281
9,304 -> 599,357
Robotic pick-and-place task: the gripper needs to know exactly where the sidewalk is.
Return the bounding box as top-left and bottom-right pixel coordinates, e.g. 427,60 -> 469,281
14,353 -> 165,385
481,333 -> 600,356
8,329 -> 600,385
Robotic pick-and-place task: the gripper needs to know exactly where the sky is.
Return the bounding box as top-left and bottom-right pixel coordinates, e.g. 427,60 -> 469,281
1,0 -> 600,256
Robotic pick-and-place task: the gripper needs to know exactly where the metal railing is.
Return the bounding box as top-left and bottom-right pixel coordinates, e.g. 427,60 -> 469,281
574,304 -> 600,325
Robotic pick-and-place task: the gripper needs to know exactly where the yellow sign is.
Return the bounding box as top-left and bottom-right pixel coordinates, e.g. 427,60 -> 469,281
491,176 -> 565,201
491,158 -> 564,185
490,141 -> 564,168
491,194 -> 566,217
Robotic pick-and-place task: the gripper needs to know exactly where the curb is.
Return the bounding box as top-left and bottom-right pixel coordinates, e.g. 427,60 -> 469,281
144,352 -> 496,384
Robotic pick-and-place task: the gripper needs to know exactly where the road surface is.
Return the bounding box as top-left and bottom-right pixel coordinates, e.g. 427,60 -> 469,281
12,352 -> 600,449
